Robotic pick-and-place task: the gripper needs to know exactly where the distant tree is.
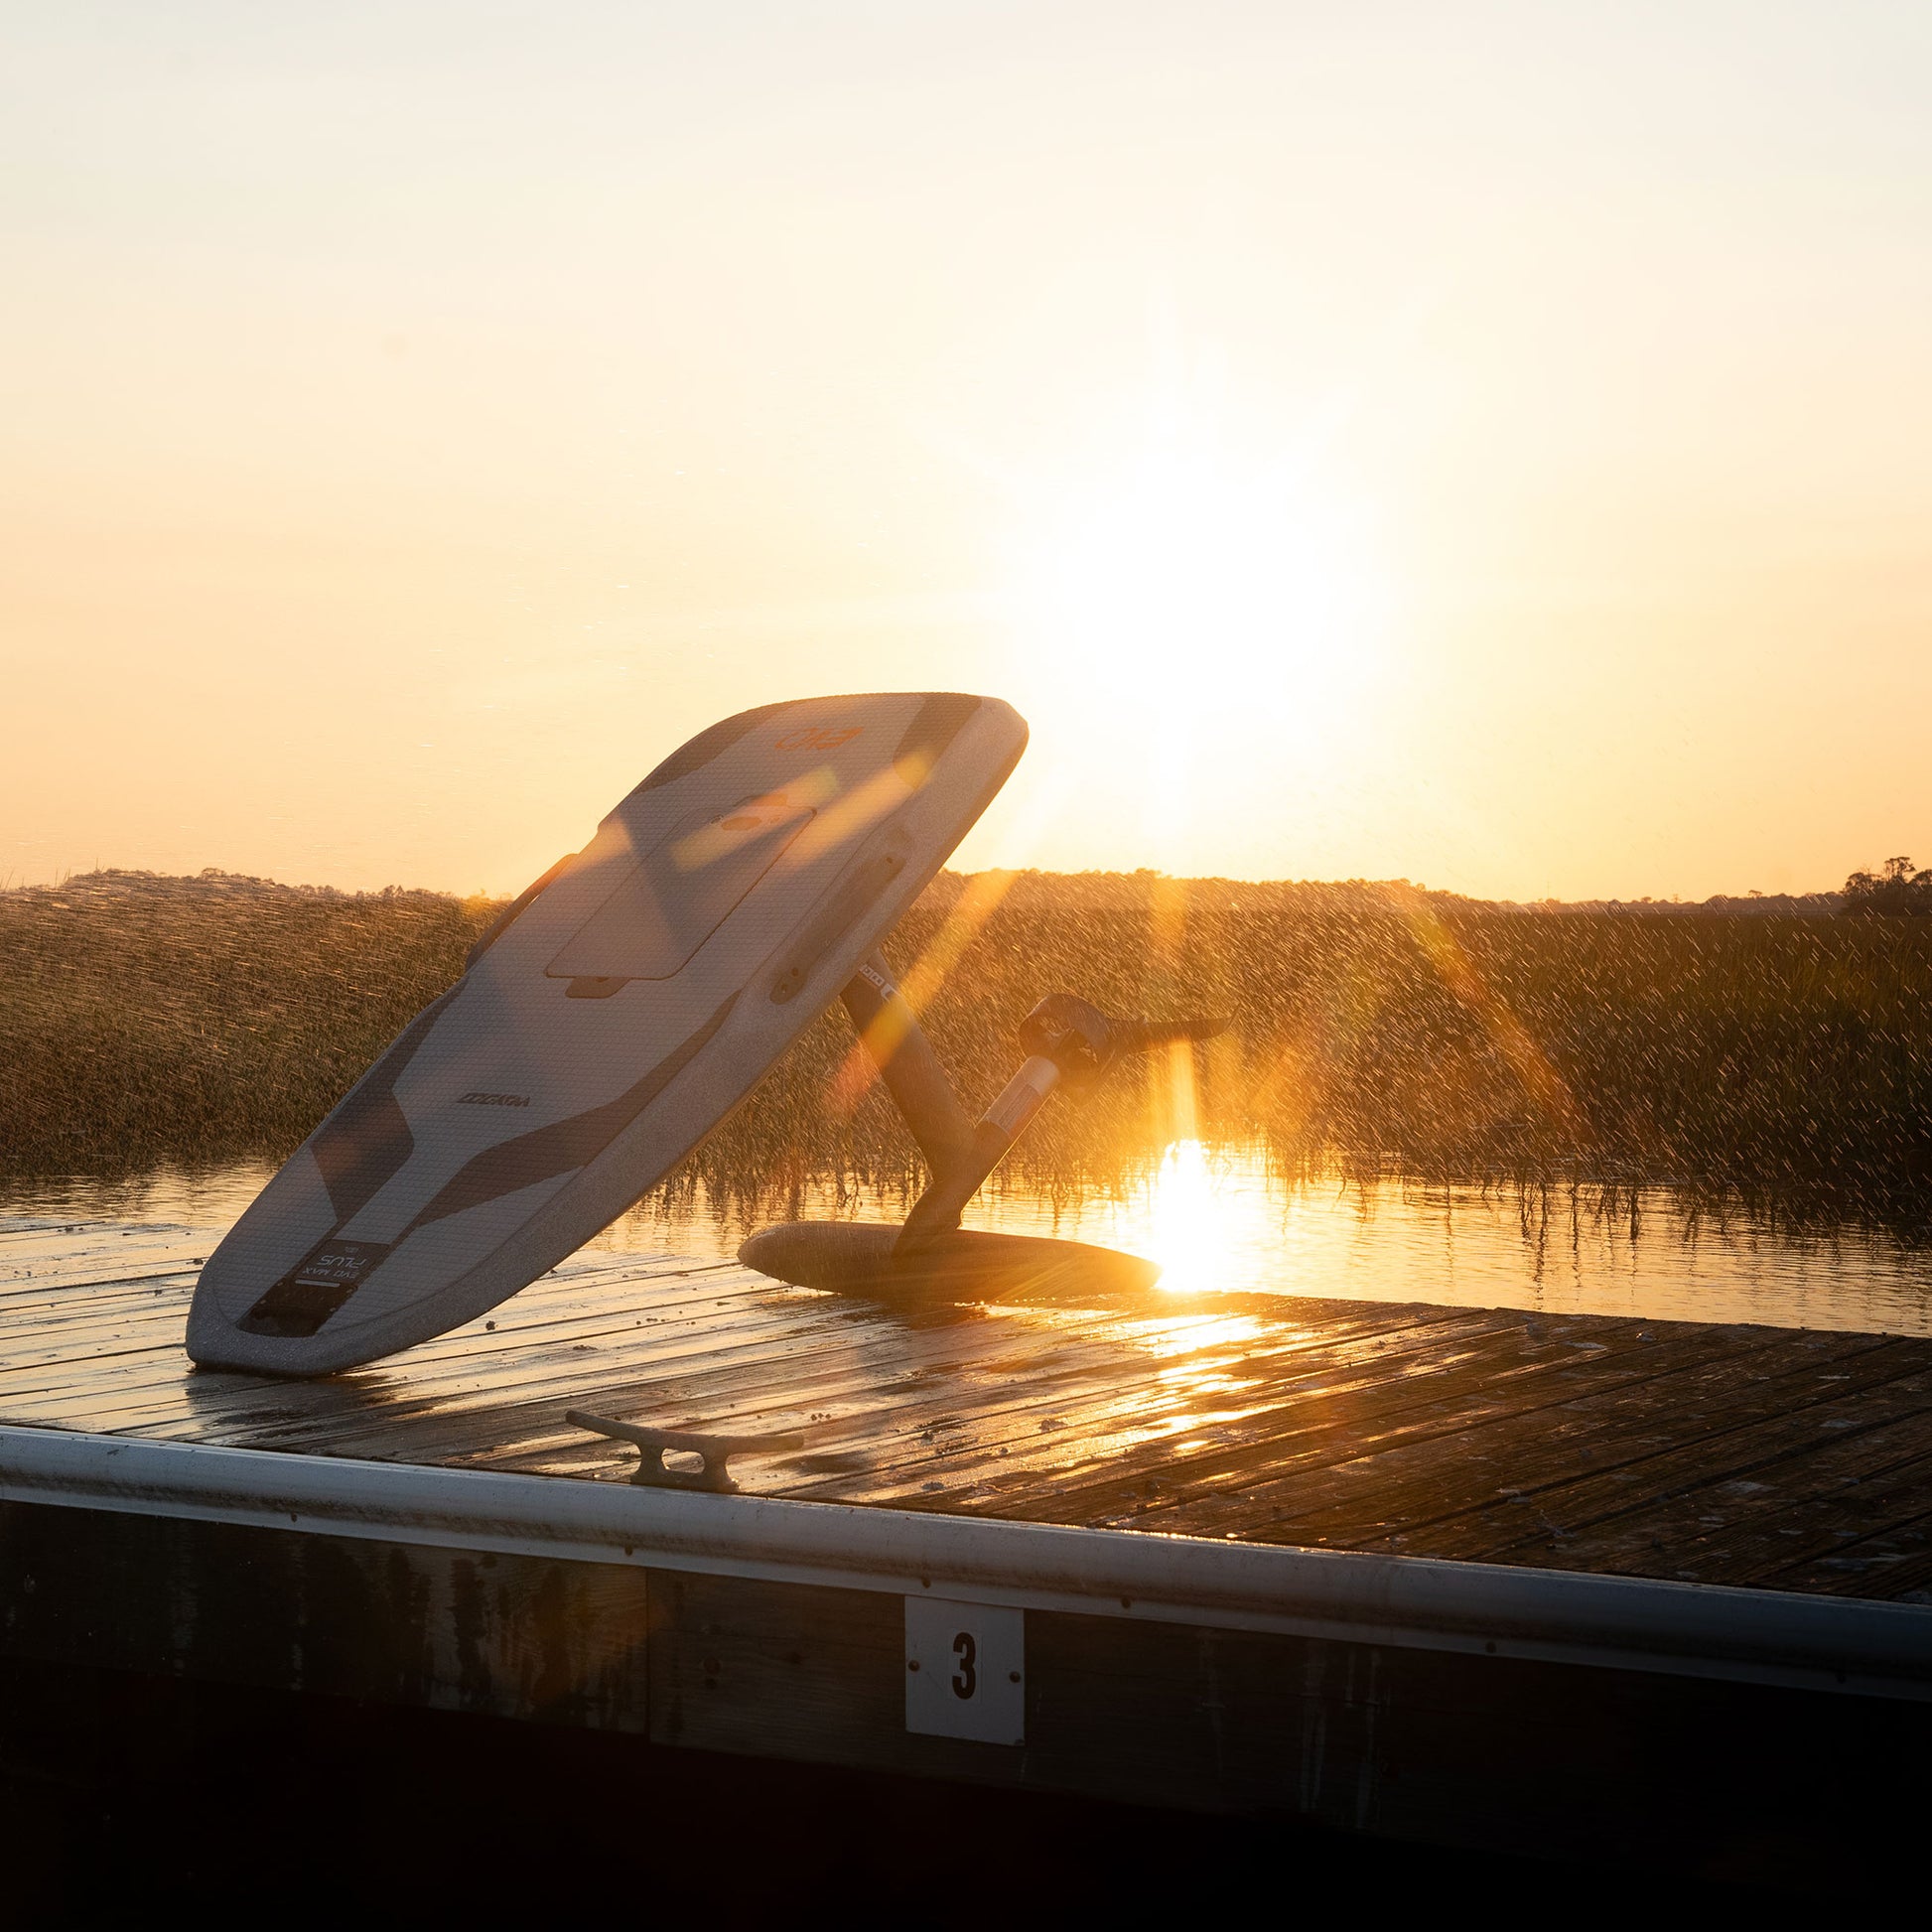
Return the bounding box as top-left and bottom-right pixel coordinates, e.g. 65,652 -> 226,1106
1841,855 -> 1932,916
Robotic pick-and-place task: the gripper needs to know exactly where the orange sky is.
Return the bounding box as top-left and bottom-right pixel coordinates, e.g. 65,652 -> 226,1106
5,3 -> 1929,900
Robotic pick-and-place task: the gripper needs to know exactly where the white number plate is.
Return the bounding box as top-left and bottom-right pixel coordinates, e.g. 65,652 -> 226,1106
903,1596 -> 1025,1745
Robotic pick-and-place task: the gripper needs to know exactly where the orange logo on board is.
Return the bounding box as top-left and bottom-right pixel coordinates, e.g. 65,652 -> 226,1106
774,725 -> 865,751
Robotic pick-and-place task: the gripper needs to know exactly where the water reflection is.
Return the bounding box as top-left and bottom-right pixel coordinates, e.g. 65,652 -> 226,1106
9,1143 -> 1932,1338
613,1141 -> 1932,1339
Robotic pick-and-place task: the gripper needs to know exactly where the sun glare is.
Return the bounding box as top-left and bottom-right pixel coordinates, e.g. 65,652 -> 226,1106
1144,1139 -> 1232,1297
1003,411 -> 1391,869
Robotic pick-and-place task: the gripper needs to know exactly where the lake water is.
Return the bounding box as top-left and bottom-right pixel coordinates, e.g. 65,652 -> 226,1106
9,1141 -> 1932,1338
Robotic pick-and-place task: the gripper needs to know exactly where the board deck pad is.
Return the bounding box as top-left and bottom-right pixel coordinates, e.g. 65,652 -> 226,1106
186,692 -> 1027,1374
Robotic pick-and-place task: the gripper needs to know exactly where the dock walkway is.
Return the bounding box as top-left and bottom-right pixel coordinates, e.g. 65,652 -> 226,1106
4,1213 -> 1931,1884
5,1213 -> 1931,1595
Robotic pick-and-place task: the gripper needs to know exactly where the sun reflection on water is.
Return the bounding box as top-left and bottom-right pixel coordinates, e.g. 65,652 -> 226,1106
1143,1140 -> 1220,1294
947,1143 -> 1932,1337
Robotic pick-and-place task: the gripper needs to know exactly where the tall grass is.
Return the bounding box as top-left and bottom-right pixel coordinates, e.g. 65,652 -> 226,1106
0,874 -> 483,1174
6,869 -> 1931,1225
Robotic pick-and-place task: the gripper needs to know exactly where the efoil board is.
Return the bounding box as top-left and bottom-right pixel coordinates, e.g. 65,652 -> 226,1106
187,691 -> 1027,1374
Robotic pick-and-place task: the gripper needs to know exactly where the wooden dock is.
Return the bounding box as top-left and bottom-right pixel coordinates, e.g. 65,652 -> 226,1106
4,1211 -> 1932,1888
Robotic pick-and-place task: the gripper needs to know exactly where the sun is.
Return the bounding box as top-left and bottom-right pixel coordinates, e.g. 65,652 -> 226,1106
1056,459 -> 1362,663
1005,415 -> 1389,861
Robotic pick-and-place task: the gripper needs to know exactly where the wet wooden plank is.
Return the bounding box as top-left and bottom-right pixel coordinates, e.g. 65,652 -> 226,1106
924,1313 -> 1722,1519
13,1274 -> 1475,1476
1407,1355 -> 1932,1571
976,1323 -> 1799,1534
1495,1422 -> 1932,1588
0,1244 -> 214,1298
0,1255 -> 736,1395
9,1219 -> 1932,1600
1763,1511 -> 1932,1597
1141,1331 -> 1918,1551
485,1304 -> 1525,1499
0,1273 -> 804,1413
236,1311 -> 1170,1472
1335,1338 -> 1932,1563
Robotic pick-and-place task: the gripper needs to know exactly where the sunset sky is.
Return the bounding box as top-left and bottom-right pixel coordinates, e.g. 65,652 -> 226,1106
5,2 -> 1928,901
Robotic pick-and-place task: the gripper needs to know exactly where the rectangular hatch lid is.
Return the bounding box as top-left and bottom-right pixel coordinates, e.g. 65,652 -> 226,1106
546,795 -> 814,984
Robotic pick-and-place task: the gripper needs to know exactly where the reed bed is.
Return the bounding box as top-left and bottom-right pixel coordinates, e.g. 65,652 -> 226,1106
5,869 -> 1931,1227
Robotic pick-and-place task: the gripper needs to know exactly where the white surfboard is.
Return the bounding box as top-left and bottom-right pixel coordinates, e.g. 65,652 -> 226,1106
186,691 -> 1027,1375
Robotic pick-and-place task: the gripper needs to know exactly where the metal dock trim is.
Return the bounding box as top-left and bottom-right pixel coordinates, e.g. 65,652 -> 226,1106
5,1424 -> 1930,1703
